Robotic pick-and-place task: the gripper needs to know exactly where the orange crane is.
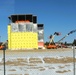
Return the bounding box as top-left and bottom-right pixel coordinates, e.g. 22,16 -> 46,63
46,32 -> 61,49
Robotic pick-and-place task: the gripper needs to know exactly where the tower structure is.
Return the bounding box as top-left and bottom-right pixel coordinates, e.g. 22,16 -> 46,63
8,14 -> 44,50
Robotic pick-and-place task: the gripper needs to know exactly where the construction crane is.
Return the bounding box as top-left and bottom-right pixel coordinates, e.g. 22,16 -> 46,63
58,29 -> 76,43
57,29 -> 76,48
46,32 -> 61,49
49,32 -> 61,44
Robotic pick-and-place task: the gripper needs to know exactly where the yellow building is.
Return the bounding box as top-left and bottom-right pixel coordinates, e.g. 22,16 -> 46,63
8,25 -> 38,50
8,14 -> 44,50
8,14 -> 38,50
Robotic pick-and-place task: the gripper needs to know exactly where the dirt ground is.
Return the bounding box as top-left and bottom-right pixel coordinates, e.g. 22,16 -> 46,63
0,48 -> 76,64
0,48 -> 72,53
0,57 -> 76,66
0,48 -> 76,75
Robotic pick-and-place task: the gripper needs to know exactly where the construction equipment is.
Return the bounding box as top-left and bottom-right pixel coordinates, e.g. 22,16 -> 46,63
57,29 -> 76,48
46,29 -> 76,49
0,40 -> 8,50
46,32 -> 61,49
0,46 -> 5,50
58,29 -> 76,43
0,43 -> 5,50
46,43 -> 57,49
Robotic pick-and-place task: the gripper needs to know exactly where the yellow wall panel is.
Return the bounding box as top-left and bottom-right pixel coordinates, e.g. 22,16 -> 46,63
8,27 -> 38,50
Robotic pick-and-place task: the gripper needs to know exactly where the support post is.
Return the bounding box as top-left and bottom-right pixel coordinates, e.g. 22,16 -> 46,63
73,45 -> 75,75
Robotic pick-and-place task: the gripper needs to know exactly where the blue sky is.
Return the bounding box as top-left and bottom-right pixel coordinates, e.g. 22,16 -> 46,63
0,0 -> 76,43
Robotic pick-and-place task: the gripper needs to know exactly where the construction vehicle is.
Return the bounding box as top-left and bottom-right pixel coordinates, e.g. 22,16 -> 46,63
46,43 -> 57,49
0,40 -> 8,50
46,32 -> 61,49
0,43 -> 5,50
45,29 -> 76,49
0,42 -> 4,50
0,45 -> 5,50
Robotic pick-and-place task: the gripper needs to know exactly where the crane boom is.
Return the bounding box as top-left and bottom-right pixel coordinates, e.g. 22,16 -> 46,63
50,35 -> 55,43
58,29 -> 76,43
49,32 -> 61,44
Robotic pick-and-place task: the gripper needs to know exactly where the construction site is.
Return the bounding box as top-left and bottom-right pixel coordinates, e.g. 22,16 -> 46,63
0,14 -> 76,75
0,14 -> 76,50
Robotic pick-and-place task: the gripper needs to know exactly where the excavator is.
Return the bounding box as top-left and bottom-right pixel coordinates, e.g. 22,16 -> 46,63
46,32 -> 61,49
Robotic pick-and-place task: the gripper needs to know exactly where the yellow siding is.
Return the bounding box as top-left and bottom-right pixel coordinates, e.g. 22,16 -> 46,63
8,25 -> 38,50
8,25 -> 11,49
